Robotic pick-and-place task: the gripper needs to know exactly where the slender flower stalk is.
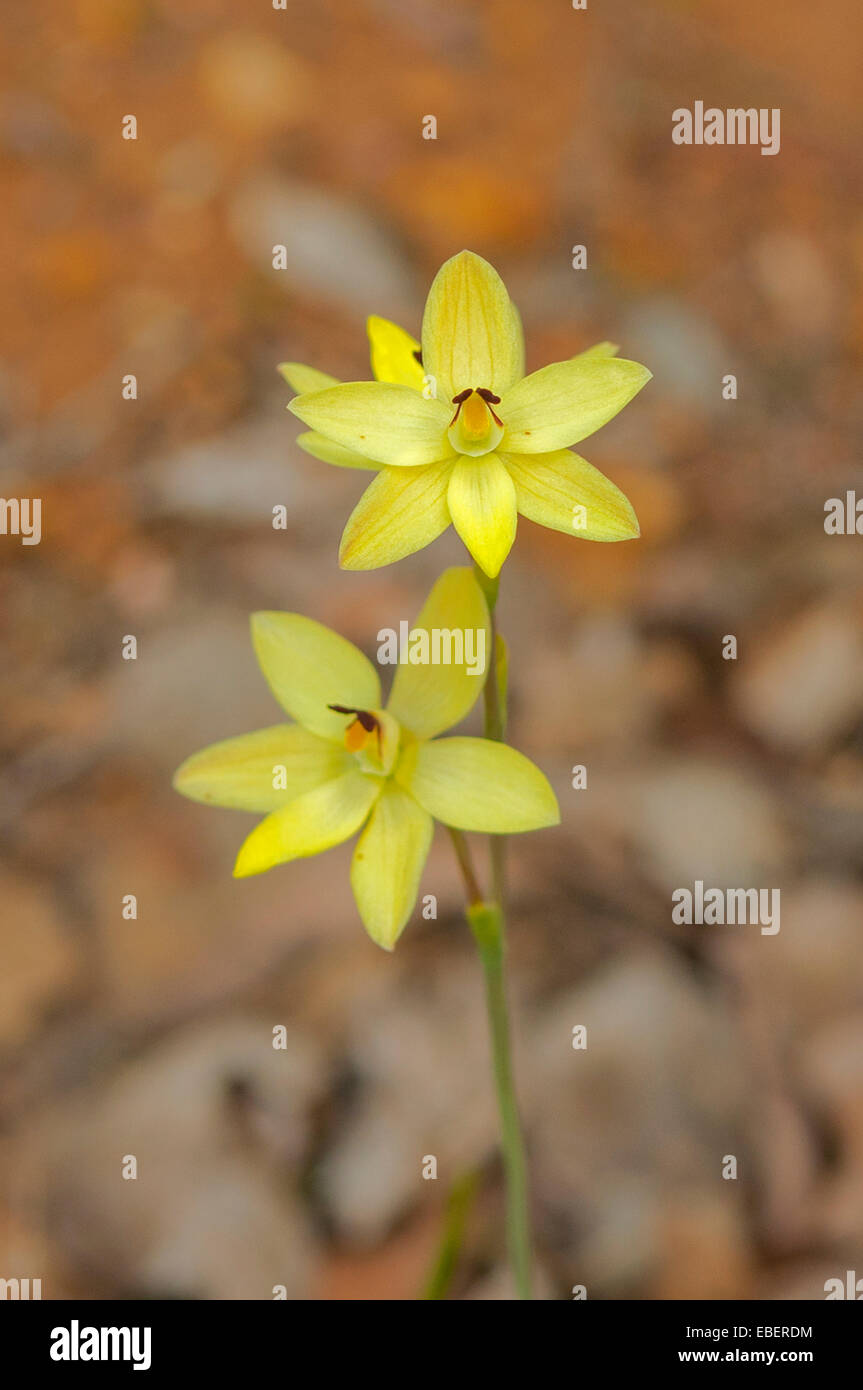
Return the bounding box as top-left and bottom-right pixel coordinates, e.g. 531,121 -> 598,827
447,808 -> 533,1298
447,826 -> 484,908
422,1170 -> 480,1301
434,562 -> 533,1296
468,899 -> 533,1299
470,566 -> 534,1297
475,566 -> 508,909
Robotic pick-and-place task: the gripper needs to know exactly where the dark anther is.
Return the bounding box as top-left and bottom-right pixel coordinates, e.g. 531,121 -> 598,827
412,348 -> 423,366
450,387 -> 473,425
328,704 -> 378,732
476,387 -> 504,426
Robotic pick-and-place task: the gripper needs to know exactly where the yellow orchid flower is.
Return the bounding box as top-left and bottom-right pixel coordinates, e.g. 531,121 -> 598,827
283,250 -> 651,578
173,567 -> 559,951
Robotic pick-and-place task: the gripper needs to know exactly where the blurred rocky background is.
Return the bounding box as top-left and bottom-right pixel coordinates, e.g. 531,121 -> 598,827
1,0 -> 862,1299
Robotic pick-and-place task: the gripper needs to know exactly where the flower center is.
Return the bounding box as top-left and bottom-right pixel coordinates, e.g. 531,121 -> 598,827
328,705 -> 399,776
448,388 -> 504,457
330,704 -> 379,753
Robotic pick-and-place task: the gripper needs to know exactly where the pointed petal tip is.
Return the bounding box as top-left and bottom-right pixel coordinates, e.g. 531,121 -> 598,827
279,363 -> 342,395
369,934 -> 397,954
249,608 -> 297,646
337,538 -> 368,571
172,755 -> 208,800
620,359 -> 652,388
232,852 -> 257,879
471,551 -> 505,580
357,913 -> 403,951
598,515 -> 640,543
620,500 -> 641,540
277,362 -> 304,390
517,782 -> 560,831
232,827 -> 266,877
532,795 -> 561,831
250,608 -> 296,625
442,248 -> 495,275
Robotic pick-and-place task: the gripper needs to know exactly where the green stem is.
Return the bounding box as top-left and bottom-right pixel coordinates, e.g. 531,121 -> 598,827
468,900 -> 533,1299
422,1170 -> 480,1300
474,565 -> 507,907
447,826 -> 483,907
462,562 -> 533,1298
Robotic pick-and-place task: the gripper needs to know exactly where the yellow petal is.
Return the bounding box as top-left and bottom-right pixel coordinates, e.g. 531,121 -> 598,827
500,355 -> 651,453
350,782 -> 433,949
174,724 -> 351,813
447,453 -> 517,578
296,430 -> 379,471
251,612 -> 381,741
278,363 -> 340,393
397,737 -> 559,833
421,250 -> 523,401
508,299 -> 526,383
339,462 -> 454,570
573,341 -> 620,362
503,449 -> 640,541
233,770 -> 380,877
367,315 -> 425,388
289,382 -> 453,467
387,567 -> 491,739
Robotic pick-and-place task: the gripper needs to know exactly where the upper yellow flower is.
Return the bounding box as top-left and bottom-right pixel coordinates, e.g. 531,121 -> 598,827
282,250 -> 651,578
173,568 -> 559,950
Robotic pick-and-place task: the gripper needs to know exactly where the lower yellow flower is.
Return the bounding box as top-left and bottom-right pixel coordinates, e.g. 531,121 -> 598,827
173,568 -> 559,950
281,252 -> 650,577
